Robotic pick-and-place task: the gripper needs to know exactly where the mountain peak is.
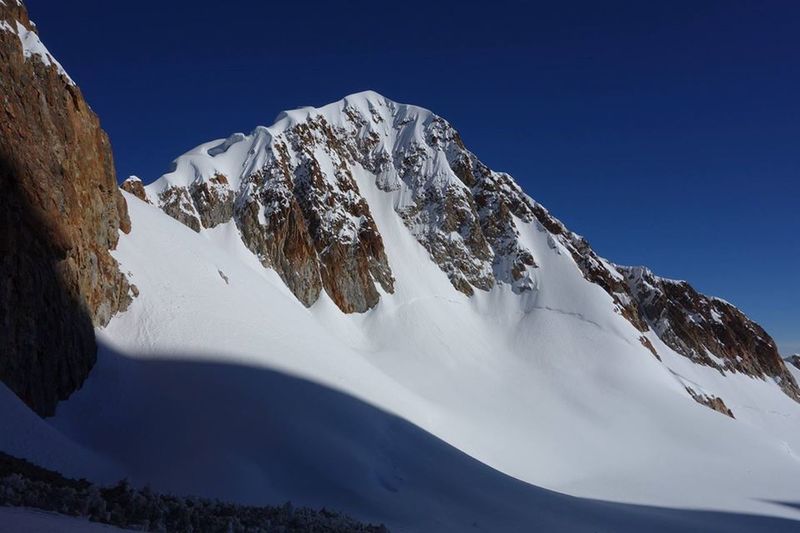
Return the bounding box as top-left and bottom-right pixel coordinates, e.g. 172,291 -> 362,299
141,92 -> 540,306
130,92 -> 799,403
271,90 -> 431,129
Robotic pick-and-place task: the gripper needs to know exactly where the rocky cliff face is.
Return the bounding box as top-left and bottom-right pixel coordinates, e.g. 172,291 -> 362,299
619,266 -> 800,401
0,1 -> 133,416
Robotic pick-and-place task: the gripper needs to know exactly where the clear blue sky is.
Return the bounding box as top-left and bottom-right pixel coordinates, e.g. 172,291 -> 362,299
27,1 -> 799,354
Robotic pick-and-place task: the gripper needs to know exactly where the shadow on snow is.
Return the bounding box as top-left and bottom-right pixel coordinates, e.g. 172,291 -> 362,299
39,342 -> 800,533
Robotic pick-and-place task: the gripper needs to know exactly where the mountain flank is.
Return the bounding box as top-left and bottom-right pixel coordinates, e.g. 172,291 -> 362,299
0,0 -> 133,416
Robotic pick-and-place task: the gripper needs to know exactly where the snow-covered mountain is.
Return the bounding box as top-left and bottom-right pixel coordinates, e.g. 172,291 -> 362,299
126,89 -> 798,405
103,92 -> 800,529
2,1 -> 800,528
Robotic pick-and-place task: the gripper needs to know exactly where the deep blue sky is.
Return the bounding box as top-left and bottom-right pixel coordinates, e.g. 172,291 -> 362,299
27,1 -> 799,353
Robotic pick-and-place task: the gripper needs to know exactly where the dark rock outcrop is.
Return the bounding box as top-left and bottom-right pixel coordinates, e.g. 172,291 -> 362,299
620,267 -> 800,402
189,173 -> 234,228
283,118 -> 394,312
685,387 -> 735,418
0,2 -> 132,416
378,113 -> 538,295
158,185 -> 202,232
236,166 -> 323,307
120,175 -> 150,203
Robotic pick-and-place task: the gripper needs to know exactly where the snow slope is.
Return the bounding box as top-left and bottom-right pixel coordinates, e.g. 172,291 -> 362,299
0,508 -> 130,533
2,92 -> 800,531
9,188 -> 793,530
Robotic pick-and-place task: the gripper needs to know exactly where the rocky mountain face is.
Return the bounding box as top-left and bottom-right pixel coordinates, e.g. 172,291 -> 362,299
133,90 -> 799,407
619,266 -> 800,401
135,92 -> 652,322
0,1 -> 133,416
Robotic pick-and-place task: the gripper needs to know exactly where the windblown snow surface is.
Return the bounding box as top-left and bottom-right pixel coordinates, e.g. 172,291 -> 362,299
2,92 -> 800,532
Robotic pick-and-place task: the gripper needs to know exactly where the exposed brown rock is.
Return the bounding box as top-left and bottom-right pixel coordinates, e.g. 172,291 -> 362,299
189,173 -> 234,229
151,171 -> 236,234
685,387 -> 735,418
158,186 -> 202,232
236,169 -> 322,307
0,1 -> 132,416
120,176 -> 150,203
639,336 -> 660,360
151,115 -> 395,313
288,121 -> 394,311
568,237 -> 649,332
396,180 -> 494,296
515,197 -> 796,404
620,266 -> 800,402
